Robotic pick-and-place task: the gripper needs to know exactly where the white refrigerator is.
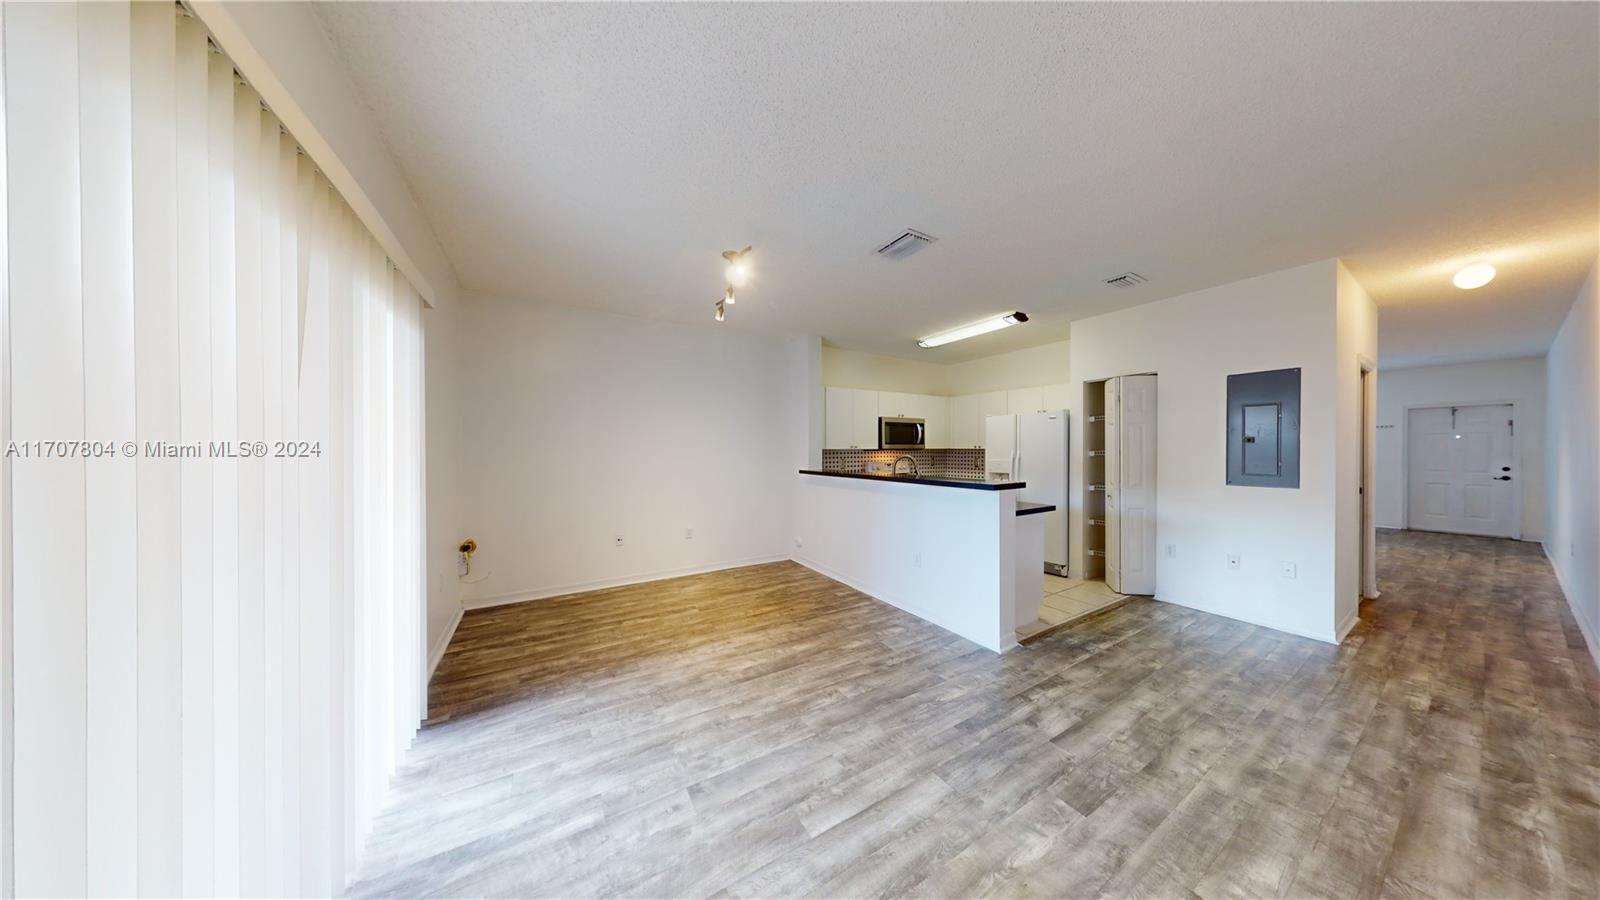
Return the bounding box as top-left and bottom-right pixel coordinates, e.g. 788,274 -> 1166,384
986,411 -> 1070,575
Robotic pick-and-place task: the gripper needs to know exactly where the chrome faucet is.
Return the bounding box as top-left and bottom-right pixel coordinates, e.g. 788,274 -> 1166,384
892,456 -> 919,477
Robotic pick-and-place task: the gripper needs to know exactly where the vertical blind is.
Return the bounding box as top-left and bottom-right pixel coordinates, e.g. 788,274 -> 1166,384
1,1 -> 426,896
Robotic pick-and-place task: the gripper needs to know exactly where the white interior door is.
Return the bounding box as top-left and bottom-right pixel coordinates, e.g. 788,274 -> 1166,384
1406,404 -> 1516,537
1115,375 -> 1157,595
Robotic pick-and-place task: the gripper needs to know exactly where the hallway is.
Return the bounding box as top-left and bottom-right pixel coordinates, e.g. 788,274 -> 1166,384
353,531 -> 1599,898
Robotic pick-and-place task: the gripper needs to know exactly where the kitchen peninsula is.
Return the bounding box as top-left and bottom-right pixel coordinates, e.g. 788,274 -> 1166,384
794,469 -> 1046,651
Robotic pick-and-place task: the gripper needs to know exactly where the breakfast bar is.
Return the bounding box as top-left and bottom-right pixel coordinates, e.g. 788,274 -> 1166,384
793,470 -> 1042,651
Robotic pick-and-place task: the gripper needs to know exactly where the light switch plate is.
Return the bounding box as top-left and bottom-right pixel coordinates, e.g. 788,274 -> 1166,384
1280,561 -> 1297,579
1227,553 -> 1241,570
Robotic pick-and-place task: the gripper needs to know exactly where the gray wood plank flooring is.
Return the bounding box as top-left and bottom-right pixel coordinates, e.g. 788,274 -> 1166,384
352,531 -> 1600,898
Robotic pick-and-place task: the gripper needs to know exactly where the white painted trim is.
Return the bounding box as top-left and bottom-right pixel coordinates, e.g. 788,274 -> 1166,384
1335,605 -> 1360,642
426,603 -> 463,683
462,555 -> 790,611
790,555 -> 1016,653
1400,400 -> 1522,539
1545,541 -> 1600,673
1151,594 -> 1342,645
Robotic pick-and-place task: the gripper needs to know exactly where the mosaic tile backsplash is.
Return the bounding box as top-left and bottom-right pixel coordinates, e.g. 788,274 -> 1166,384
821,448 -> 987,479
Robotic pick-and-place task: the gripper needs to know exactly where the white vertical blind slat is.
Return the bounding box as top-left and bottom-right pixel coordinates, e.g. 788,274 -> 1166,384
5,3 -> 88,892
206,44 -> 242,898
174,16 -> 215,896
232,77 -> 267,900
277,130 -> 303,896
206,43 -> 240,896
79,3 -> 139,895
3,4 -> 428,894
130,0 -> 183,890
297,163 -> 335,897
258,103 -> 287,900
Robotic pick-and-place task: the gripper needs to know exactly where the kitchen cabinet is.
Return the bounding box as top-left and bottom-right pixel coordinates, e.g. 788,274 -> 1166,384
1007,387 -> 1044,415
825,387 -> 881,449
1041,382 -> 1072,411
950,390 -> 1009,448
921,396 -> 950,448
877,392 -> 918,418
950,394 -> 981,448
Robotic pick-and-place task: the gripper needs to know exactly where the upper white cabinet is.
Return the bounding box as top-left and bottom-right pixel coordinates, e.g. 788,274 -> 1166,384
852,389 -> 880,448
950,394 -> 981,449
828,386 -> 1055,450
950,390 -> 1006,448
827,389 -> 949,448
825,387 -> 882,449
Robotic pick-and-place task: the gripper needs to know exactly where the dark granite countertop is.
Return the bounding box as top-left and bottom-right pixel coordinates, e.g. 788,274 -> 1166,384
1016,501 -> 1057,516
799,470 -> 1025,491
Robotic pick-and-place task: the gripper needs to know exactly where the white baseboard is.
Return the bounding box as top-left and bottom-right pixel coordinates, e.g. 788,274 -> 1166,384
427,602 -> 464,681
1544,541 -> 1600,672
462,554 -> 790,611
1335,605 -> 1360,642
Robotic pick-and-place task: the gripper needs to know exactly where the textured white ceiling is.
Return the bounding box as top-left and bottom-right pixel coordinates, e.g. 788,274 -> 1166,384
313,2 -> 1597,365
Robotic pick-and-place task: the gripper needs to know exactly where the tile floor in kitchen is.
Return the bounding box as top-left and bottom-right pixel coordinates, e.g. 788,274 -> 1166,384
1014,575 -> 1135,642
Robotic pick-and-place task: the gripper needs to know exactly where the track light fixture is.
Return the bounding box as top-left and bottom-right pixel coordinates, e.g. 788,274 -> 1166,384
713,246 -> 751,322
722,246 -> 753,287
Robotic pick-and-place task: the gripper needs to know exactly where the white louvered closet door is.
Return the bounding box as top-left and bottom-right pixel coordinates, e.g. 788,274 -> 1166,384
0,3 -> 428,896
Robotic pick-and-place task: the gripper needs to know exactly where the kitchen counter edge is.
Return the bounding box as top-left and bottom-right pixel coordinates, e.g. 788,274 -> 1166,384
798,469 -> 1026,491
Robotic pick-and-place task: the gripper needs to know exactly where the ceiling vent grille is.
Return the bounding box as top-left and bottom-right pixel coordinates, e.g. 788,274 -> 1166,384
876,229 -> 937,260
1104,272 -> 1147,288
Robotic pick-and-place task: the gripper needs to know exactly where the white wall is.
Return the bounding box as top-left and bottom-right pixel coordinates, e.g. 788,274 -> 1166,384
820,338 -> 1072,396
423,303 -> 465,678
1069,260 -> 1348,643
822,344 -> 949,394
450,294 -> 801,608
945,339 -> 1071,395
1334,261 -> 1379,635
1545,260 -> 1599,668
1374,356 -> 1548,539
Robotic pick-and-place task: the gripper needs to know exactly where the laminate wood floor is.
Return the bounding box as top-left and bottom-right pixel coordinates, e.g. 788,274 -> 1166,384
352,531 -> 1600,898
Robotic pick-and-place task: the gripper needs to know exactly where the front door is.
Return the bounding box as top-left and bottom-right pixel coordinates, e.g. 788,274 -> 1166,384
1406,404 -> 1516,538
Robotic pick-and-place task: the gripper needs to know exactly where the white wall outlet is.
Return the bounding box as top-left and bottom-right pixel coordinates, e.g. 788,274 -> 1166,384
1280,561 -> 1297,579
794,536 -> 803,548
684,526 -> 694,540
1227,553 -> 1241,570
913,551 -> 923,568
613,534 -> 624,548
1165,544 -> 1176,558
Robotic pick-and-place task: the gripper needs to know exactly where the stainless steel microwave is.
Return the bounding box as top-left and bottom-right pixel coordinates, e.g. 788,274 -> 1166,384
879,417 -> 926,450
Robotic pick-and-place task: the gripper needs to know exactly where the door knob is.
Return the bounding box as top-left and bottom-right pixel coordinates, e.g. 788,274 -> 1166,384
1494,475 -> 1512,481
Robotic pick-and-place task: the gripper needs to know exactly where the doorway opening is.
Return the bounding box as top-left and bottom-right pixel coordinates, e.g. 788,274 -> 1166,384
1359,363 -> 1377,600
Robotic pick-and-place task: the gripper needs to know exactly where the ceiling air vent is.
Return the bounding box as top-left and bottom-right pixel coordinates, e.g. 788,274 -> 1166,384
1104,272 -> 1147,288
876,229 -> 937,260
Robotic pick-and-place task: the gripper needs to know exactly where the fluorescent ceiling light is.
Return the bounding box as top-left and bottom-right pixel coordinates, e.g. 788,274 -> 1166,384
1452,263 -> 1496,289
917,311 -> 1029,348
